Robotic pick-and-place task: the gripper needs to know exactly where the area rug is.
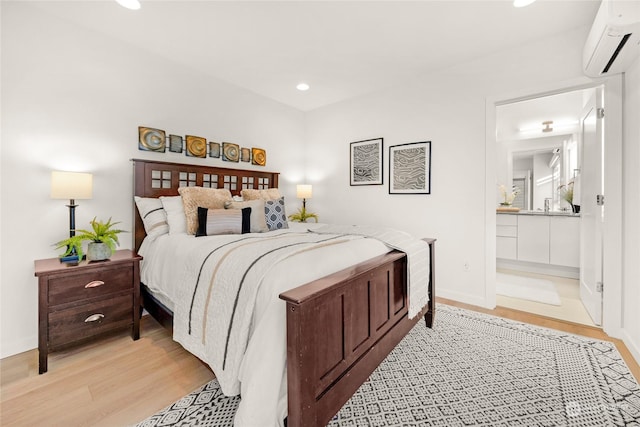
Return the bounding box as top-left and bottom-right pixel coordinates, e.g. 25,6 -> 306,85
135,304 -> 640,426
496,272 -> 562,306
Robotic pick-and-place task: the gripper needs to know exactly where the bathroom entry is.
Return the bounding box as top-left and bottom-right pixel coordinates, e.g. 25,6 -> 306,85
494,87 -> 602,327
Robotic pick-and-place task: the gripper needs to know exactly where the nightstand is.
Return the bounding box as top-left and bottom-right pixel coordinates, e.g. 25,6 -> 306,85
34,249 -> 142,374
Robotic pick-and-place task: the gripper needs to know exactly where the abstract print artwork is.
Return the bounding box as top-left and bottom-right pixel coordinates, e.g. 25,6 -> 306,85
138,126 -> 166,152
389,141 -> 431,194
350,138 -> 383,185
241,148 -> 251,162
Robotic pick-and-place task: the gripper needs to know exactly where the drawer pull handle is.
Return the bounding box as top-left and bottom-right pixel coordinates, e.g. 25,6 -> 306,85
84,313 -> 105,323
85,280 -> 105,289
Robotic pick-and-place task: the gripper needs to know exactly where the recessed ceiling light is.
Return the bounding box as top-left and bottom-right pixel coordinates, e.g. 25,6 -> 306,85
296,83 -> 310,91
513,0 -> 536,7
116,0 -> 141,10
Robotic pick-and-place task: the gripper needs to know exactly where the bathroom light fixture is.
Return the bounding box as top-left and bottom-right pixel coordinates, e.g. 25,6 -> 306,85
513,0 -> 536,7
115,0 -> 141,10
296,83 -> 310,91
542,120 -> 553,132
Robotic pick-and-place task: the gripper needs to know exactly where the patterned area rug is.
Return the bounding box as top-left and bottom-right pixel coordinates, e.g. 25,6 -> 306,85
135,304 -> 640,426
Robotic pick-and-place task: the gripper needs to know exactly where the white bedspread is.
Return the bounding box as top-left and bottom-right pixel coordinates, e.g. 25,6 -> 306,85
139,223 -> 430,427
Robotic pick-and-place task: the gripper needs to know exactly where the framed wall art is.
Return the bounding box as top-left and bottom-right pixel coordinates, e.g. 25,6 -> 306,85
138,126 -> 166,152
350,138 -> 383,186
252,148 -> 266,166
168,134 -> 183,153
185,135 -> 207,158
209,141 -> 221,158
389,141 -> 431,194
222,142 -> 240,162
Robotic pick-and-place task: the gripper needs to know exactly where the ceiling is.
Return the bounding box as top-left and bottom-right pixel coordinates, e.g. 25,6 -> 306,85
496,88 -> 595,142
28,0 -> 601,112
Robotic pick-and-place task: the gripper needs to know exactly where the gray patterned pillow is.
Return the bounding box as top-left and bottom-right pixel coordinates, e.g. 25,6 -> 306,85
264,197 -> 289,231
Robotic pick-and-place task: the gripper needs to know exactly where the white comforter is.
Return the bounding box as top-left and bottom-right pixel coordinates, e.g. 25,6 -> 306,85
139,223 -> 429,427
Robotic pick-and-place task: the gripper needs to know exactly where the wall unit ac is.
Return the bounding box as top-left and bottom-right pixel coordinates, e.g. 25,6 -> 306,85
583,0 -> 640,78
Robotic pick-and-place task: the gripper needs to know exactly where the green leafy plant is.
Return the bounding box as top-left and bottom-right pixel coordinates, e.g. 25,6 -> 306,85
288,207 -> 318,223
55,217 -> 126,260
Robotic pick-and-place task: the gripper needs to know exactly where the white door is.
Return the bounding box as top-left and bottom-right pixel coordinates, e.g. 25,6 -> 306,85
579,89 -> 604,326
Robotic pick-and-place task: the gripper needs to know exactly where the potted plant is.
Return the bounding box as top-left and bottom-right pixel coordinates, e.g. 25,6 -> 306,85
55,217 -> 126,261
288,206 -> 319,223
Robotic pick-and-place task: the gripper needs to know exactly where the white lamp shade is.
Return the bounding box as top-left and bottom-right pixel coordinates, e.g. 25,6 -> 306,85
51,171 -> 93,200
296,184 -> 312,199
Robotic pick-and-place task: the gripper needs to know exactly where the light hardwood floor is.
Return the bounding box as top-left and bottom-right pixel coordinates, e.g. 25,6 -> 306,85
1,299 -> 638,426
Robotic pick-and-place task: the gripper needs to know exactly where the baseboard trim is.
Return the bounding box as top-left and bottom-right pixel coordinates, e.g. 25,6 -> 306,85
621,329 -> 640,368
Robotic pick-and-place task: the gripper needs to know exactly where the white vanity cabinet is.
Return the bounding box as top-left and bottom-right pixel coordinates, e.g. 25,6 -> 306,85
496,214 -> 518,260
549,216 -> 580,268
517,215 -> 550,264
496,213 -> 580,271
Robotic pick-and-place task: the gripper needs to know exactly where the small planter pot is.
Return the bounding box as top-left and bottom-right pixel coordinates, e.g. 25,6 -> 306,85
87,242 -> 112,261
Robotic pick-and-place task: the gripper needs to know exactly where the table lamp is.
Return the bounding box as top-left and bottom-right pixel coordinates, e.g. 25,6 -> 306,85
51,171 -> 93,241
296,184 -> 312,209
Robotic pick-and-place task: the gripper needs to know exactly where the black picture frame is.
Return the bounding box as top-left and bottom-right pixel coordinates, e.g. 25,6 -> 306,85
389,141 -> 431,194
350,138 -> 383,186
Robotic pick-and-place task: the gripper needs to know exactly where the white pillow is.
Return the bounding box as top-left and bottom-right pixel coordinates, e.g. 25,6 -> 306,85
134,196 -> 169,239
160,195 -> 187,235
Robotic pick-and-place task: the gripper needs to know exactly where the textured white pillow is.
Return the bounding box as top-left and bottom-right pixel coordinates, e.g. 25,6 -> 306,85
225,199 -> 269,233
134,196 -> 169,239
160,195 -> 187,235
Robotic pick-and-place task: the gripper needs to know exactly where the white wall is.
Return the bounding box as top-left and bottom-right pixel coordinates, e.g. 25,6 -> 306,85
304,27 -> 591,307
0,3 -> 305,358
622,57 -> 640,363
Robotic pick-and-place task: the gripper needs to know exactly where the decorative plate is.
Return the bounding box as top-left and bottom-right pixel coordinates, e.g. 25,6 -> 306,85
186,135 -> 207,158
252,148 -> 266,166
138,126 -> 166,152
222,142 -> 240,162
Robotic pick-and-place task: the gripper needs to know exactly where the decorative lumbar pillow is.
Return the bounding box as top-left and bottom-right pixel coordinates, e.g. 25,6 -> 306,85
178,187 -> 233,235
160,195 -> 187,235
264,197 -> 289,231
241,188 -> 282,201
196,207 -> 251,236
134,196 -> 169,239
224,199 -> 269,233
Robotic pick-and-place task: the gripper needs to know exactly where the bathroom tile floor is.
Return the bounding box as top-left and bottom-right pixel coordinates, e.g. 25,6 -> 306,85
496,269 -> 597,327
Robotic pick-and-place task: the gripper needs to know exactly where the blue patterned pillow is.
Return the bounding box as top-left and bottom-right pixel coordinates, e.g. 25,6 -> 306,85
264,197 -> 289,231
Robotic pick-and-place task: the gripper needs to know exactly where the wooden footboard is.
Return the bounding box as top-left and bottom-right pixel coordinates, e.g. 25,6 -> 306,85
279,239 -> 435,427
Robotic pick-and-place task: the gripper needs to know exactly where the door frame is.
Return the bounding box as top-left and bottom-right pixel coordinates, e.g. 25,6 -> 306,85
484,75 -> 623,338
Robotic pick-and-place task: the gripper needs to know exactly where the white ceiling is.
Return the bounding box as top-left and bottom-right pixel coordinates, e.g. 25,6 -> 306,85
28,0 -> 601,112
496,88 -> 595,142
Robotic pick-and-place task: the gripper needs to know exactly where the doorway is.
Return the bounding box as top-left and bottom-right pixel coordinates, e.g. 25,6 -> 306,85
484,75 -> 624,337
495,88 -> 596,326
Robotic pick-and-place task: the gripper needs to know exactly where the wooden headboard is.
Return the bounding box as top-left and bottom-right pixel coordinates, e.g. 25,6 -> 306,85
132,158 -> 280,252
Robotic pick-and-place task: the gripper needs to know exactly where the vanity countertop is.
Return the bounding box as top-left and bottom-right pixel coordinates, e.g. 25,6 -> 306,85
497,210 -> 580,217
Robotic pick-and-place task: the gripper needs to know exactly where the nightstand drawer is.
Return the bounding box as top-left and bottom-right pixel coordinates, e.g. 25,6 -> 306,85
48,293 -> 133,348
48,265 -> 133,306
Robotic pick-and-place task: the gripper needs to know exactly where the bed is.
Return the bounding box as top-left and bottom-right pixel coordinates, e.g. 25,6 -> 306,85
132,158 -> 436,427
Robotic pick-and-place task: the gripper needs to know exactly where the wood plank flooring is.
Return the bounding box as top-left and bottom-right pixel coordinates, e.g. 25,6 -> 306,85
1,298 -> 638,426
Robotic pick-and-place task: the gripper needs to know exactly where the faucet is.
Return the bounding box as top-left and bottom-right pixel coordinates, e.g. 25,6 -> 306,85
544,198 -> 551,213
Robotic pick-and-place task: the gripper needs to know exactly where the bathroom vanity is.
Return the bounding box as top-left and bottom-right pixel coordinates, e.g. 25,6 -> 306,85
497,211 -> 580,278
